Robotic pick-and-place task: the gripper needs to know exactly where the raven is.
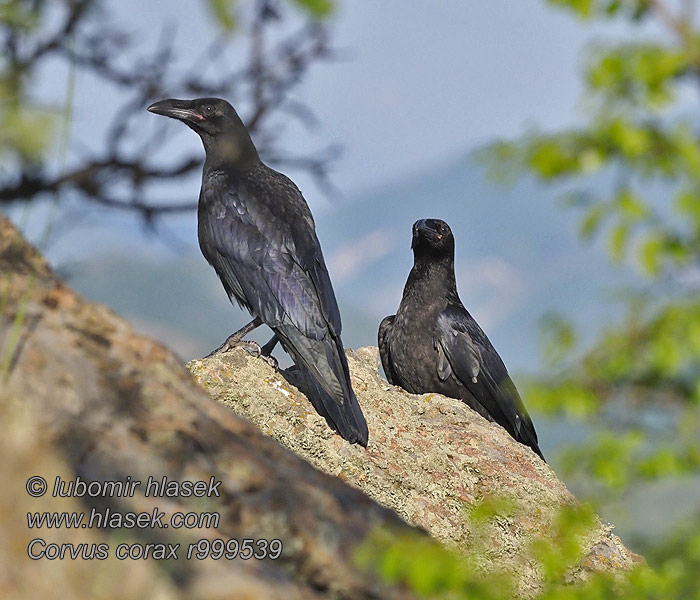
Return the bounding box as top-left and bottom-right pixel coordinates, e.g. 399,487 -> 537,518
148,97 -> 368,446
378,219 -> 544,460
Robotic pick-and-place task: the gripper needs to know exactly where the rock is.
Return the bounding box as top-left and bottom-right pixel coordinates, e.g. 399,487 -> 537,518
0,214 -> 640,599
188,345 -> 643,597
0,215 -> 414,599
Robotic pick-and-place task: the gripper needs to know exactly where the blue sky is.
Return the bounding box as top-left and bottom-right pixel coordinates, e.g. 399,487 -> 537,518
60,0 -> 622,200
303,0 -> 593,191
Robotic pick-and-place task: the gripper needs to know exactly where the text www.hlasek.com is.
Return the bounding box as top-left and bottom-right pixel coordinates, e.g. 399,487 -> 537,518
26,475 -> 282,561
28,506 -> 219,530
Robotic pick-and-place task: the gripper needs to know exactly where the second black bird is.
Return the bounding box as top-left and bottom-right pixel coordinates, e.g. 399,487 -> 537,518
148,97 -> 368,446
379,219 -> 544,460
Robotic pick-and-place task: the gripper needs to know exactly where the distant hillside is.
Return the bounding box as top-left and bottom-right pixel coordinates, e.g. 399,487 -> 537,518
316,156 -> 633,370
4,153 -> 633,372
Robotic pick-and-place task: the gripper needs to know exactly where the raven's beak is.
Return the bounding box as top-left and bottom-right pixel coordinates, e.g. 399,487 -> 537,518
147,99 -> 202,122
412,219 -> 432,238
411,219 -> 443,249
411,219 -> 428,248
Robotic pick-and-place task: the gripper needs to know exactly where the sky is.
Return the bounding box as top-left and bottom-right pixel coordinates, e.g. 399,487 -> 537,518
22,0 -> 627,257
60,0 -> 613,202
303,0 -> 592,191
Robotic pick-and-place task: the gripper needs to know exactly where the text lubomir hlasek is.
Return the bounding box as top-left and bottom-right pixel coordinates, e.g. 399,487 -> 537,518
51,476 -> 221,498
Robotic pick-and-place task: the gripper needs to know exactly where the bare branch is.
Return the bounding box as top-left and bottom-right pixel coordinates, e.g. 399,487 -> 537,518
0,0 -> 340,230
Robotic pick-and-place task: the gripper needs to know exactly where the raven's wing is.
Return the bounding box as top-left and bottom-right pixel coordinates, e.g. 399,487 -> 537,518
378,315 -> 398,385
436,304 -> 544,460
199,172 -> 367,445
199,173 -> 339,337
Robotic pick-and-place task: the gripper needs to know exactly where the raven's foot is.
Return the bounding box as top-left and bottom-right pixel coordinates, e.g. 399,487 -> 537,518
205,338 -> 278,370
243,341 -> 279,370
239,341 -> 279,370
259,334 -> 280,371
204,318 -> 264,358
259,354 -> 279,371
239,340 -> 264,358
204,338 -> 263,359
203,320 -> 279,369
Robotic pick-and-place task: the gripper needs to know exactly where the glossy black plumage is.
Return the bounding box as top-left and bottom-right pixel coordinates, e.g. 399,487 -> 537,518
148,97 -> 368,446
379,219 -> 543,460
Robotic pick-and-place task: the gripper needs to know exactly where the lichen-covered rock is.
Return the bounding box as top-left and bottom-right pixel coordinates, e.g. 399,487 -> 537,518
188,347 -> 641,597
1,214 -> 640,599
0,215 -> 415,600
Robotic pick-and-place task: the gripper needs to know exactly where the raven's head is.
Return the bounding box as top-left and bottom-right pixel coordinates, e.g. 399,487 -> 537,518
147,97 -> 258,166
411,219 -> 455,258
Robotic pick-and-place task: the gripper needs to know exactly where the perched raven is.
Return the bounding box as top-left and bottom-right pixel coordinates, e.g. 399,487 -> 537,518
378,219 -> 544,460
148,97 -> 368,446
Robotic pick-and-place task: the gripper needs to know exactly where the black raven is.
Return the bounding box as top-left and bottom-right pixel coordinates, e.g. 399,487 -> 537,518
378,219 -> 544,460
147,97 -> 368,446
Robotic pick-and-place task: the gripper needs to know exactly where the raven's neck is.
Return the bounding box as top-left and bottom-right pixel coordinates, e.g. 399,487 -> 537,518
402,254 -> 459,308
202,129 -> 260,175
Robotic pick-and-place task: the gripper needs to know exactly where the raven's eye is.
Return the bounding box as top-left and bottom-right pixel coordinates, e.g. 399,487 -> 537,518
204,105 -> 214,114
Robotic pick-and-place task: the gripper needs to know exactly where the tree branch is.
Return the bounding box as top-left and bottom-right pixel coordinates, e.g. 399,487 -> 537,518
0,0 -> 340,229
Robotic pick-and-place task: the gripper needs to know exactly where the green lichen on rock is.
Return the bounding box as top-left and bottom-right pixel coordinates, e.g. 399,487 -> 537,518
188,346 -> 641,596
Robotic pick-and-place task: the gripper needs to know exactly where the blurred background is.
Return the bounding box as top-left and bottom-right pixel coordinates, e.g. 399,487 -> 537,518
3,0 -> 700,577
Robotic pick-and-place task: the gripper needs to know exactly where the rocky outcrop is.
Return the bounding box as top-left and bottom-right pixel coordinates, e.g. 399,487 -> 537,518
1,215 -> 639,599
188,350 -> 641,596
0,215 -> 414,600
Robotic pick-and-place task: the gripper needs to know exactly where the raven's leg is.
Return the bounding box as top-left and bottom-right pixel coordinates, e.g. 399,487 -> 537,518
204,317 -> 263,358
259,334 -> 280,370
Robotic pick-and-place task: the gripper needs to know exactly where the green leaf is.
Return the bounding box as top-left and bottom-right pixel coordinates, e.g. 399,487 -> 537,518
605,0 -> 622,15
579,147 -> 604,173
587,44 -> 685,108
579,204 -> 608,238
529,140 -> 577,177
0,105 -> 55,161
673,125 -> 700,176
548,0 -> 651,20
0,1 -> 42,32
206,0 -> 237,32
547,0 -> 595,18
291,0 -> 335,17
608,118 -> 651,157
615,188 -> 649,220
639,234 -> 663,276
608,222 -> 630,262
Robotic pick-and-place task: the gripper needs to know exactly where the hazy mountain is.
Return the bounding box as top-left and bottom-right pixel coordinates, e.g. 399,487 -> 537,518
317,156 -> 633,371
7,154 -> 633,372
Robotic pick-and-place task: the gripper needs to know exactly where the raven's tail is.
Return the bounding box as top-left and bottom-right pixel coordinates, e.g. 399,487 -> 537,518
476,373 -> 545,462
518,429 -> 545,462
274,327 -> 369,446
294,362 -> 369,446
499,382 -> 545,462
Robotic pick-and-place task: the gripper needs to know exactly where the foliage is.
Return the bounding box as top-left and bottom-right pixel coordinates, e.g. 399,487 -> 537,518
482,0 -> 700,495
358,497 -> 700,599
356,496 -> 522,599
